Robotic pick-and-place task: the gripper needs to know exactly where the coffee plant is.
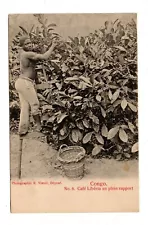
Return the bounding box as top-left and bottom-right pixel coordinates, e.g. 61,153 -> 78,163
9,15 -> 138,160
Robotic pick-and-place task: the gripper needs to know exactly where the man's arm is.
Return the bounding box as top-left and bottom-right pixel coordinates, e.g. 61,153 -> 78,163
25,42 -> 56,61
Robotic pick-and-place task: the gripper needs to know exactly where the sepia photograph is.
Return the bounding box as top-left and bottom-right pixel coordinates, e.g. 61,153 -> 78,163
9,13 -> 138,212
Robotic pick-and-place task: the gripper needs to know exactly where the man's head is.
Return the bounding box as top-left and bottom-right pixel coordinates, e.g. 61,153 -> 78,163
19,36 -> 33,51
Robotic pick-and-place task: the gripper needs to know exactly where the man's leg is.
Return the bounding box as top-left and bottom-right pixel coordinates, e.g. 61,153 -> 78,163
21,81 -> 42,131
32,114 -> 42,131
18,93 -> 30,136
26,84 -> 42,131
15,78 -> 42,132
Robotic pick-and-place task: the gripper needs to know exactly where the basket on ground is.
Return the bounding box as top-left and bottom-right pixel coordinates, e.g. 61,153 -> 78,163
57,144 -> 86,179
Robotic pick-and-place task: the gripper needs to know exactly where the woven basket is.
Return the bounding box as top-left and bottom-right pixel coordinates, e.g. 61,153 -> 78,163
57,144 -> 86,180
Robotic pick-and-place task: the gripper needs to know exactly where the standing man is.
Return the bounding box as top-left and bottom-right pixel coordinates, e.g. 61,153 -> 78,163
15,36 -> 57,139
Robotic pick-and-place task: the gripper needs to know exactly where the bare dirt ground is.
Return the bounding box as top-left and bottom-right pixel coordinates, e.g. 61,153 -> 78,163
10,134 -> 138,179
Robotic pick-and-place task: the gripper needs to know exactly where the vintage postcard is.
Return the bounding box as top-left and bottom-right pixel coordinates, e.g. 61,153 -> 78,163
9,13 -> 139,213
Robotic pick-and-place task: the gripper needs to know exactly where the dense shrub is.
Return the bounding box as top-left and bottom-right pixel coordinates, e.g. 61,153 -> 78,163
9,15 -> 138,160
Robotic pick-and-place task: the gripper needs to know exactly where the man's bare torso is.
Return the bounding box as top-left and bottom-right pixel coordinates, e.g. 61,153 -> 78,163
20,50 -> 37,80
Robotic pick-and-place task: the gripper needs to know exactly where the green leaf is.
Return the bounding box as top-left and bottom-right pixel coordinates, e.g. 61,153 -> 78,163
122,79 -> 128,85
114,46 -> 127,52
10,101 -> 19,109
79,46 -> 84,53
105,50 -> 112,58
85,37 -> 89,45
57,113 -> 68,124
42,105 -> 52,112
122,35 -> 130,40
111,90 -> 120,103
73,96 -> 83,100
37,93 -> 48,102
124,153 -> 131,158
79,76 -> 91,84
56,83 -> 62,90
61,63 -> 68,72
42,114 -> 49,122
88,110 -> 93,118
47,116 -> 55,123
60,128 -> 65,136
72,129 -> 83,142
108,90 -> 112,100
136,119 -> 138,127
59,134 -> 68,141
48,23 -> 57,27
128,102 -> 137,112
74,102 -> 82,106
53,101 -> 66,108
71,129 -> 79,143
69,122 -> 75,129
113,100 -> 121,108
121,98 -> 127,110
30,25 -> 34,33
68,88 -> 77,94
128,122 -> 135,133
95,133 -> 104,145
107,126 -> 119,139
100,59 -> 104,67
77,130 -> 83,141
83,119 -> 90,128
78,81 -> 91,90
100,107 -> 106,118
109,85 -> 118,89
119,128 -> 128,142
101,124 -> 108,137
93,123 -> 100,133
121,125 -> 128,129
102,69 -> 111,77
47,28 -> 54,32
116,154 -> 122,161
96,94 -> 101,102
108,76 -> 112,81
91,115 -> 99,124
76,121 -> 84,130
131,142 -> 138,153
92,145 -> 103,156
19,26 -> 28,34
83,132 -> 93,144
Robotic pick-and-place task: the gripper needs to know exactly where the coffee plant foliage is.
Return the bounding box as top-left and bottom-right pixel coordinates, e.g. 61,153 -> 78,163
9,15 -> 138,160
